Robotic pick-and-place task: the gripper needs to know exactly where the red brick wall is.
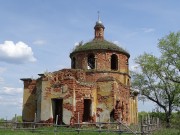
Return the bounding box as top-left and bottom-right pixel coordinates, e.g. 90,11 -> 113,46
71,51 -> 129,73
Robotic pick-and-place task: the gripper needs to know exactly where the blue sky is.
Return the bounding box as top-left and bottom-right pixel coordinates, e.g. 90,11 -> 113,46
0,0 -> 179,119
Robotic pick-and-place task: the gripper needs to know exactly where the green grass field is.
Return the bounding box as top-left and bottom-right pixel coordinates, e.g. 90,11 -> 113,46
0,128 -> 179,135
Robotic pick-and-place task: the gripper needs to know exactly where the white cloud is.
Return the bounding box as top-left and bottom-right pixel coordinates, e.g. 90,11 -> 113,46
113,41 -> 125,47
0,67 -> 6,74
113,41 -> 120,45
74,42 -> 79,46
0,96 -> 23,107
0,41 -> 37,64
33,40 -> 46,45
141,28 -> 155,33
0,77 -> 4,83
0,87 -> 23,108
74,41 -> 84,47
130,64 -> 139,72
0,87 -> 23,95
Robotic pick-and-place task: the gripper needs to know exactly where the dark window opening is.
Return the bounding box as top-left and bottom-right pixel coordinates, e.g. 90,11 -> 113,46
114,100 -> 121,121
71,57 -> 76,69
126,59 -> 129,65
115,100 -> 120,108
87,54 -> 95,69
126,59 -> 129,73
127,79 -> 130,85
52,99 -> 63,125
110,109 -> 115,122
111,54 -> 118,70
122,101 -> 124,120
83,99 -> 91,122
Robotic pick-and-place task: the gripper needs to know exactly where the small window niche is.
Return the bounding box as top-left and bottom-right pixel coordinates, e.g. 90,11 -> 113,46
111,54 -> 118,70
71,57 -> 76,69
87,54 -> 95,69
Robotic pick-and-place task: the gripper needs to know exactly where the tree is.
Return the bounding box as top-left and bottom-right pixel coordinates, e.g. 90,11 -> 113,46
131,32 -> 180,128
0,118 -> 5,122
158,32 -> 180,83
11,115 -> 22,122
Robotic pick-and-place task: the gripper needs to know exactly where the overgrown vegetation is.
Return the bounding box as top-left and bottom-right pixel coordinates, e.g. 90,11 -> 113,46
152,128 -> 180,135
131,32 -> 180,128
0,112 -> 179,135
138,111 -> 180,128
71,39 -> 129,55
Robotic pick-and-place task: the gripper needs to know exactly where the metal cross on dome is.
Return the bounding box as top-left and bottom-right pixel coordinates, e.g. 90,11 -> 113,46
97,11 -> 102,24
98,11 -> 100,21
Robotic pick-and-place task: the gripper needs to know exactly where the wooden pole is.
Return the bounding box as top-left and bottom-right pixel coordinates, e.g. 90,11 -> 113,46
33,113 -> 36,129
5,116 -> 7,128
14,114 -> 17,129
141,115 -> 144,135
15,114 -> 17,122
145,116 -> 148,134
157,117 -> 159,129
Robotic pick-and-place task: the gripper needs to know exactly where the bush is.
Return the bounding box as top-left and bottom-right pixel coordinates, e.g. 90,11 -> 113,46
11,115 -> 22,122
171,111 -> 180,128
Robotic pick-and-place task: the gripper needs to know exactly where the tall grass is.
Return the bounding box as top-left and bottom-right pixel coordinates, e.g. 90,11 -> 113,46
152,128 -> 180,135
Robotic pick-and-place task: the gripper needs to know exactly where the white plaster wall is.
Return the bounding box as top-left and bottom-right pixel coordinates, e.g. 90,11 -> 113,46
40,80 -> 52,121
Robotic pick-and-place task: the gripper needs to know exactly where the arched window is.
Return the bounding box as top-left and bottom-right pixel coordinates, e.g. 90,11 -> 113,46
126,58 -> 129,73
71,57 -> 76,69
87,54 -> 95,69
126,58 -> 129,65
127,79 -> 130,85
111,54 -> 118,70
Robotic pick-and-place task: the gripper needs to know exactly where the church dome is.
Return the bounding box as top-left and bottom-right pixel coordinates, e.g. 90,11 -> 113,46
70,17 -> 130,58
70,39 -> 130,58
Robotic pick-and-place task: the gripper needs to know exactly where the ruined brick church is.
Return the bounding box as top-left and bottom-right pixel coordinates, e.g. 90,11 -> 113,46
21,18 -> 138,125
